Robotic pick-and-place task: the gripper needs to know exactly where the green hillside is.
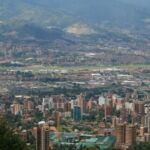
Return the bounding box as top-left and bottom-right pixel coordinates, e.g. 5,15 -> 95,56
0,0 -> 150,42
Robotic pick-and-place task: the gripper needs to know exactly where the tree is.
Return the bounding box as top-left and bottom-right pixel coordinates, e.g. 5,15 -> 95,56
81,145 -> 100,150
0,118 -> 28,150
107,148 -> 119,150
98,111 -> 104,121
132,142 -> 150,150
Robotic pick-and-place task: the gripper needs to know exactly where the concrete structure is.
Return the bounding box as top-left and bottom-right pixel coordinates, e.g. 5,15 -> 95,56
116,123 -> 126,145
145,112 -> 150,132
49,132 -> 116,150
134,101 -> 145,115
53,95 -> 65,110
76,93 -> 84,116
98,96 -> 105,106
125,124 -> 136,146
64,102 -> 71,112
42,97 -> 53,114
36,123 -> 50,150
24,100 -> 33,111
11,102 -> 22,115
73,106 -> 81,121
116,123 -> 136,148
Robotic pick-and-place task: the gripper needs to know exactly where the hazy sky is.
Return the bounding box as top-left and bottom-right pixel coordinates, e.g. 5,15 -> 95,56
120,0 -> 150,8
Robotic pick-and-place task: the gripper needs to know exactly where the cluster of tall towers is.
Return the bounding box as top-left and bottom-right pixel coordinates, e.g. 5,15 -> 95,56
116,123 -> 136,149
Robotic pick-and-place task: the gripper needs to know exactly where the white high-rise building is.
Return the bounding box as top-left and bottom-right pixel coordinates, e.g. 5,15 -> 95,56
145,112 -> 150,134
42,97 -> 53,113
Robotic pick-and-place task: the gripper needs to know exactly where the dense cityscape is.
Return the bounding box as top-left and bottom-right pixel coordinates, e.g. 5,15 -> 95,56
0,64 -> 149,150
0,0 -> 150,150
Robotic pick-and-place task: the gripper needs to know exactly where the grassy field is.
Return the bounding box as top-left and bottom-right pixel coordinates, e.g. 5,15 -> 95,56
0,63 -> 149,73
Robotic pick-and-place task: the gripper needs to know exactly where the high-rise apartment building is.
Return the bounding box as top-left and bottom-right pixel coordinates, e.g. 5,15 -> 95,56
35,123 -> 50,150
125,124 -> 136,146
134,101 -> 145,115
11,102 -> 22,115
77,93 -> 84,116
116,123 -> 136,148
116,123 -> 126,145
73,106 -> 81,121
145,112 -> 150,141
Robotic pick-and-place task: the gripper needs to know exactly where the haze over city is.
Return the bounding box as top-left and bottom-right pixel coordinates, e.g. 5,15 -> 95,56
0,0 -> 150,150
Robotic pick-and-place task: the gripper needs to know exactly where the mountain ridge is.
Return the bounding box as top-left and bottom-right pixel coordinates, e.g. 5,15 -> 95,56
0,0 -> 150,29
0,0 -> 150,40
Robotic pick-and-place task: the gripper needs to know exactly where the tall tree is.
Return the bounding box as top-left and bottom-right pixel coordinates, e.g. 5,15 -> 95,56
0,118 -> 28,150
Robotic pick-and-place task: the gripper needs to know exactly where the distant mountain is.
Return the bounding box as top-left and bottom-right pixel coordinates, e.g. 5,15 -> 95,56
0,0 -> 150,38
0,0 -> 149,65
119,0 -> 150,8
